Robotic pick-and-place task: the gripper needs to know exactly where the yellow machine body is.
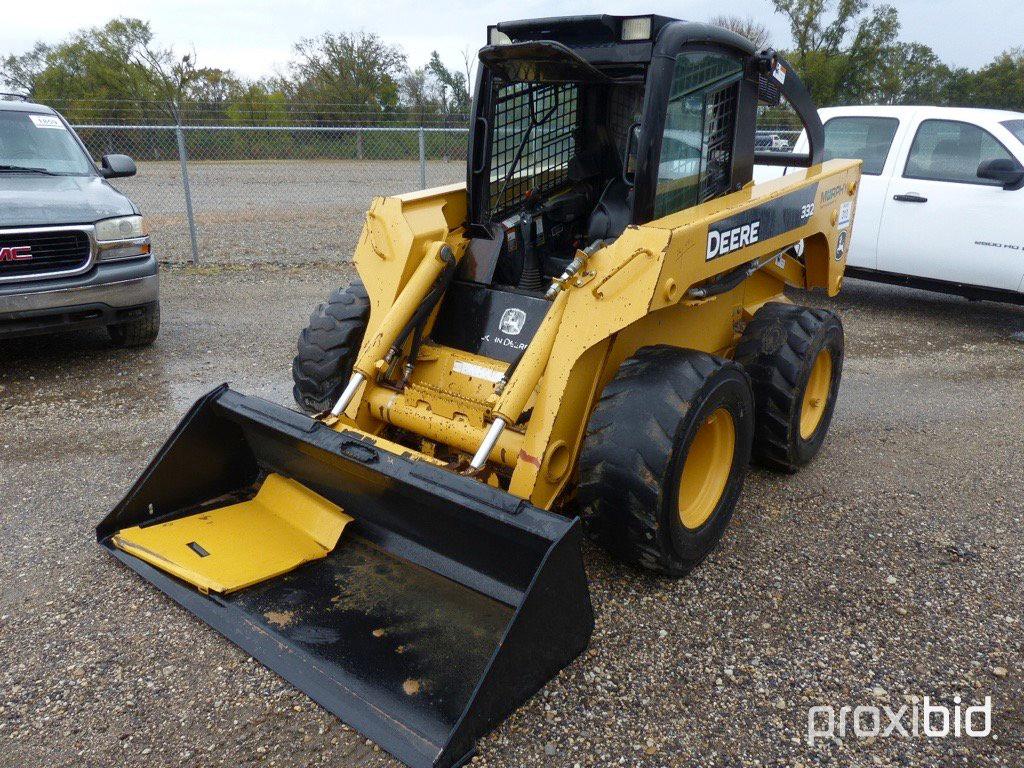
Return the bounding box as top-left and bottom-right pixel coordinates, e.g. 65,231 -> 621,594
337,161 -> 860,509
103,160 -> 860,666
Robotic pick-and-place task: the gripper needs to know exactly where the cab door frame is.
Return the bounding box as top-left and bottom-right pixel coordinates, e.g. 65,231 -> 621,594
633,28 -> 824,224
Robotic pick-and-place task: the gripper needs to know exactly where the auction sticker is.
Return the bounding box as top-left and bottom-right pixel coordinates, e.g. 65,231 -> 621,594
837,201 -> 853,229
29,114 -> 65,130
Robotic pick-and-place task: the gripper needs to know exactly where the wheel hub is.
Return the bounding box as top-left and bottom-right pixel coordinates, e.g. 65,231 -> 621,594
677,408 -> 736,530
799,348 -> 833,440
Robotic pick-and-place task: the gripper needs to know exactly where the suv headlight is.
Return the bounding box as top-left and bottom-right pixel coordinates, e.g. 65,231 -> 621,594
95,215 -> 151,262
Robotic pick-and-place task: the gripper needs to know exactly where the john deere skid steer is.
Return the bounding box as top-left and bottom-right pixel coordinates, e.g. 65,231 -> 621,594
98,15 -> 861,768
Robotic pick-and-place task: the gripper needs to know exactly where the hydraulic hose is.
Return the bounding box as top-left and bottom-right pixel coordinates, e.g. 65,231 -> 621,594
386,245 -> 457,362
686,252 -> 780,300
328,244 -> 455,418
495,237 -> 607,396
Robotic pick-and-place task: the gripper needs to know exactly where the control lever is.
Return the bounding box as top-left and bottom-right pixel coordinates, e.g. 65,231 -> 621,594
517,190 -> 547,291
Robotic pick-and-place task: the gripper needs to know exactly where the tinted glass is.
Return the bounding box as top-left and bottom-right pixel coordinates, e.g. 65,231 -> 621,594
655,51 -> 742,218
0,111 -> 94,176
1001,119 -> 1024,145
904,119 -> 1013,185
823,116 -> 899,175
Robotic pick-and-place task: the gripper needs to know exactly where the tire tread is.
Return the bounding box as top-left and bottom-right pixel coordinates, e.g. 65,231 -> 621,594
735,302 -> 842,472
578,346 -> 743,576
291,280 -> 370,412
108,305 -> 160,347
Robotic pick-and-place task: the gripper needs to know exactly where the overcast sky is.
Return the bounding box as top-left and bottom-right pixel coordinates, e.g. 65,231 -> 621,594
3,0 -> 1021,79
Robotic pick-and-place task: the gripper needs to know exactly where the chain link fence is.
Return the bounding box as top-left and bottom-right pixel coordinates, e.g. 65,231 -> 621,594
72,122 -> 469,264
68,104 -> 803,265
756,104 -> 805,153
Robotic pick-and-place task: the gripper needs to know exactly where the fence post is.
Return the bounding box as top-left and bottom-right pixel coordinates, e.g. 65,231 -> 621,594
172,103 -> 201,265
418,127 -> 427,190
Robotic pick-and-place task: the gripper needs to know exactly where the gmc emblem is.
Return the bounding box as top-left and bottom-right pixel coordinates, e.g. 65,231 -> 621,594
0,245 -> 32,262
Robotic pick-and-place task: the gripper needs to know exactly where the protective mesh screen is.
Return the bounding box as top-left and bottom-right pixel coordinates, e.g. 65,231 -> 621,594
654,51 -> 742,218
488,82 -> 579,218
698,82 -> 739,203
670,55 -> 743,99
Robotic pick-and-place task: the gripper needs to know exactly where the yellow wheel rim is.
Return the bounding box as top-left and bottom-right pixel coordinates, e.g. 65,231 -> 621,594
799,349 -> 833,440
677,408 -> 736,530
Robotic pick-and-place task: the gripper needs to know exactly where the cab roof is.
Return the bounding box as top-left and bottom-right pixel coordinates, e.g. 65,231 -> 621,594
485,15 -> 758,70
492,14 -> 680,45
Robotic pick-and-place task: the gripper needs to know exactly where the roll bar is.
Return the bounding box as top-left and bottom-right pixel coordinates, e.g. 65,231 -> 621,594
752,51 -> 825,168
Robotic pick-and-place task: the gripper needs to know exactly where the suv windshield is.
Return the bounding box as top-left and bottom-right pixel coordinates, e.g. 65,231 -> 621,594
1001,119 -> 1024,146
0,111 -> 95,176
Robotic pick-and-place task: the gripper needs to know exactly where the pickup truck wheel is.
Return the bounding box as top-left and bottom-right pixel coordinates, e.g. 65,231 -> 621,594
578,346 -> 755,577
735,303 -> 844,473
107,305 -> 160,347
292,279 -> 370,412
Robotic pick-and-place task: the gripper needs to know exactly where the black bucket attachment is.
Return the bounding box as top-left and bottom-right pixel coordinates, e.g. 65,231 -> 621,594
97,385 -> 593,768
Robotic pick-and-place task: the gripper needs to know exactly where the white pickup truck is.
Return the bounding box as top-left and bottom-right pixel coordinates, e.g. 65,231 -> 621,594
757,106 -> 1024,304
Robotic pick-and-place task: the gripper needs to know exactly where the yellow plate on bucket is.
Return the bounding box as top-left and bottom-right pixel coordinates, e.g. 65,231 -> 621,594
113,474 -> 353,595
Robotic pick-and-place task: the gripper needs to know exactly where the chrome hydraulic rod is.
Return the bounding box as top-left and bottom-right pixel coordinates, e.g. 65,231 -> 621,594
470,417 -> 507,470
329,372 -> 366,417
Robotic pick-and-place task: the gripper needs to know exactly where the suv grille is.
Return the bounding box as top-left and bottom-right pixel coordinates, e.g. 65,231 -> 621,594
0,229 -> 91,280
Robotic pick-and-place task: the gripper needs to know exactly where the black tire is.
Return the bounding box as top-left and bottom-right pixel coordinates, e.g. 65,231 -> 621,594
291,279 -> 370,412
735,302 -> 844,473
107,304 -> 160,347
578,346 -> 755,577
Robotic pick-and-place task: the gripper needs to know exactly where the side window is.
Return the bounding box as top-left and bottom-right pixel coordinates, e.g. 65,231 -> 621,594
904,119 -> 1014,185
823,116 -> 899,175
654,51 -> 743,218
1002,119 -> 1024,145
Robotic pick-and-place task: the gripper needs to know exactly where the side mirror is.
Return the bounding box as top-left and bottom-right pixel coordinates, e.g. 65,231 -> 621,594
100,154 -> 137,179
977,158 -> 1024,190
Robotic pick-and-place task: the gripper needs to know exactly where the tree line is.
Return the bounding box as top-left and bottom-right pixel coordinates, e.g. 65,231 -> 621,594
1,3 -> 1021,128
0,18 -> 471,125
768,0 -> 1022,110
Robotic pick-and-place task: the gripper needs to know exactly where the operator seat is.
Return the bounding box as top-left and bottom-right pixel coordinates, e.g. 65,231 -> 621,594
586,177 -> 633,241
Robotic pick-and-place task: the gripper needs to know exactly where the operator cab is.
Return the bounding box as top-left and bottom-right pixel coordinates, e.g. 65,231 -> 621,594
432,14 -> 824,360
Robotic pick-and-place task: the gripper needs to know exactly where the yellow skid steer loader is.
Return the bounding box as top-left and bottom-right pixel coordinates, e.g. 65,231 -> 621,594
98,14 -> 861,768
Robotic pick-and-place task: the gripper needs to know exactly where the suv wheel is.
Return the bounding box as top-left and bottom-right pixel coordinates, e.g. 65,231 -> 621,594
108,304 -> 160,347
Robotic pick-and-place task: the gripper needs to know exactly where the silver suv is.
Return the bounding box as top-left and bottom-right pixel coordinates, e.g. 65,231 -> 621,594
0,95 -> 159,345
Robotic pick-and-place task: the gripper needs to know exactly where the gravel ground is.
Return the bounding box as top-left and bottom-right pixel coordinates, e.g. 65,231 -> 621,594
109,160 -> 466,264
1,267 -> 1023,768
